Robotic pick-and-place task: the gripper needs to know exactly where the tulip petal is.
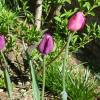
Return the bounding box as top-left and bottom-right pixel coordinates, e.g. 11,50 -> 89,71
67,12 -> 86,31
38,33 -> 54,55
0,35 -> 5,50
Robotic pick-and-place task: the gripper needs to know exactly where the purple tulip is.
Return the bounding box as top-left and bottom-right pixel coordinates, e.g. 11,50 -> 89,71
0,35 -> 5,51
38,32 -> 54,55
67,12 -> 86,31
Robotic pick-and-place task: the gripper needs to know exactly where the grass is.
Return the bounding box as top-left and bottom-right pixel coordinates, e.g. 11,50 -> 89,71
44,54 -> 99,100
0,70 -> 5,88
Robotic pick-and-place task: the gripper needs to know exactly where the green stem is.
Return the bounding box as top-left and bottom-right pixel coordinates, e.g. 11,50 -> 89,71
42,56 -> 46,100
63,34 -> 72,91
46,43 -> 66,66
0,51 -> 12,99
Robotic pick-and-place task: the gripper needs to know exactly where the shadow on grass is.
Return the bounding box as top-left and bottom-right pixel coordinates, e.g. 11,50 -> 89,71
75,39 -> 100,75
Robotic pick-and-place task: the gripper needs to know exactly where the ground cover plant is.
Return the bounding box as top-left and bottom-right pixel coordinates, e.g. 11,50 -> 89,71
0,0 -> 100,100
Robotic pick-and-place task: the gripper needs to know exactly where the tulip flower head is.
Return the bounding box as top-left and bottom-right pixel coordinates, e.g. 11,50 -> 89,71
0,35 -> 5,51
67,12 -> 86,31
38,32 -> 54,55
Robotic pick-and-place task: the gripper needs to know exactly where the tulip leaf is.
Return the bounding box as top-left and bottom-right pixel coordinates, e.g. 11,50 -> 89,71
61,91 -> 68,100
29,59 -> 40,100
4,68 -> 12,99
22,40 -> 40,100
1,51 -> 12,99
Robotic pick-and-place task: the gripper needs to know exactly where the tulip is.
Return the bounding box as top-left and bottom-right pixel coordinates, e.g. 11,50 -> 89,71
0,35 -> 5,50
67,12 -> 86,31
38,32 -> 54,55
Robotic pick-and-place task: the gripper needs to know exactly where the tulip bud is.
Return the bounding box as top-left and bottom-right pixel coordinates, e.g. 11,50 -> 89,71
67,12 -> 86,31
38,32 -> 54,55
0,35 -> 5,50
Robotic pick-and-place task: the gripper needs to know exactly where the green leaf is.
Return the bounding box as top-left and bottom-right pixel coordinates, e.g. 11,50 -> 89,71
83,2 -> 91,10
88,12 -> 95,16
1,52 -> 12,99
54,16 -> 61,22
66,0 -> 71,4
61,91 -> 68,100
4,68 -> 12,99
22,40 -> 40,100
72,35 -> 78,45
30,60 -> 40,100
97,2 -> 100,6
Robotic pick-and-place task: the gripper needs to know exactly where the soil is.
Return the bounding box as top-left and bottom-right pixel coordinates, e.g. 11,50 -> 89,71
0,88 -> 60,100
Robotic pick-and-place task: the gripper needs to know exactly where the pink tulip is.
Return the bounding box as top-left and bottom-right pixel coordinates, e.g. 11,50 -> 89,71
0,35 -> 5,50
38,32 -> 54,55
67,12 -> 86,31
